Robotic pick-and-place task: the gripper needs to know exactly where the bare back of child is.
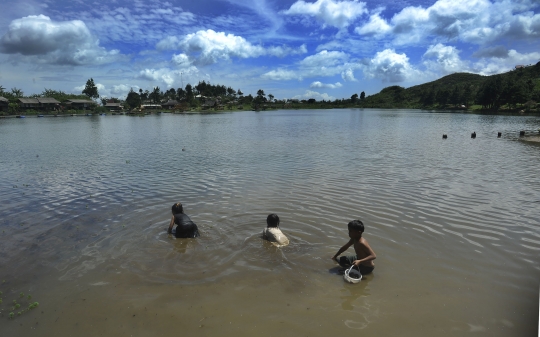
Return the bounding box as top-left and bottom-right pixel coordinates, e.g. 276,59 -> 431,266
332,220 -> 376,275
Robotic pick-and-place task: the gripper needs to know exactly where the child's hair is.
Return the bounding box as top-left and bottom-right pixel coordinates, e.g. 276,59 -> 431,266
171,202 -> 183,214
348,219 -> 364,232
267,214 -> 280,228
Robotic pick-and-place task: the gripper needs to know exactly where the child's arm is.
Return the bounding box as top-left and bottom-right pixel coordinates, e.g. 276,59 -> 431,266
167,216 -> 175,234
331,239 -> 354,262
353,240 -> 376,266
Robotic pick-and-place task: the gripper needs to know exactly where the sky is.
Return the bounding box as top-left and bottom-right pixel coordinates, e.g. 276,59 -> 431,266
0,0 -> 539,101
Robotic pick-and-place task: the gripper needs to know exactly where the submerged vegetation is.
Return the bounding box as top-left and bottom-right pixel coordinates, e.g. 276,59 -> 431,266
0,287 -> 40,320
1,62 -> 539,115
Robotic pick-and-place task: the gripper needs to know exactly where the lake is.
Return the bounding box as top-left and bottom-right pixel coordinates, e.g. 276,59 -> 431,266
0,109 -> 539,336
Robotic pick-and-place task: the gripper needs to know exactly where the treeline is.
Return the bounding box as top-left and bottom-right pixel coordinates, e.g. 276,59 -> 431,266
3,61 -> 540,113
124,81 -> 256,109
358,62 -> 540,111
0,87 -> 88,102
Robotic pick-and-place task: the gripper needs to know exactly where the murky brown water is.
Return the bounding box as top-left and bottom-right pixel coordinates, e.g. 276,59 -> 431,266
1,110 -> 539,336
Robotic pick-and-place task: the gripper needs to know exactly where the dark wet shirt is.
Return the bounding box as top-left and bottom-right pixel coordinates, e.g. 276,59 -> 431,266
173,213 -> 200,238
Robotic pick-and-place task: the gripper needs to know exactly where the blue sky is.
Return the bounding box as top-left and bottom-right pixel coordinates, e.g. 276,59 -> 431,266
0,0 -> 539,101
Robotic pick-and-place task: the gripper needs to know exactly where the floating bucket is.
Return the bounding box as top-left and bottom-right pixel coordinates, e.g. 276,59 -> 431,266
343,265 -> 362,283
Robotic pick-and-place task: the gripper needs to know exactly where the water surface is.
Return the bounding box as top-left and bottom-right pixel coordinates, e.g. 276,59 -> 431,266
0,109 -> 539,336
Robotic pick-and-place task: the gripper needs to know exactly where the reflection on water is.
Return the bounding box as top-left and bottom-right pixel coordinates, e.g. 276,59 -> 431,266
0,110 -> 539,336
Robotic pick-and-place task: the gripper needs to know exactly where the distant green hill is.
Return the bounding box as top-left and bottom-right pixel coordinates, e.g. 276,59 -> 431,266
358,61 -> 540,111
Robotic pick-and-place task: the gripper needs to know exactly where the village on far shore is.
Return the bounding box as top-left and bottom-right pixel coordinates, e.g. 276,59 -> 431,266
2,62 -> 540,117
0,79 -> 326,117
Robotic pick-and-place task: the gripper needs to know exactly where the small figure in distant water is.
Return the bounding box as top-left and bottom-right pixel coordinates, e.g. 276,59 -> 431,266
167,202 -> 200,238
182,147 -> 185,151
471,131 -> 476,139
263,214 -> 289,246
442,134 -> 447,139
332,220 -> 376,276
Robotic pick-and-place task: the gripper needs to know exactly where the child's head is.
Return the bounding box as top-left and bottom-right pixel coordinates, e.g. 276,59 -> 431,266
267,214 -> 280,228
347,219 -> 364,239
171,202 -> 183,214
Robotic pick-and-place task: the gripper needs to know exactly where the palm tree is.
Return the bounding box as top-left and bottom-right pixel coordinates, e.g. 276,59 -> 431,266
11,87 -> 24,98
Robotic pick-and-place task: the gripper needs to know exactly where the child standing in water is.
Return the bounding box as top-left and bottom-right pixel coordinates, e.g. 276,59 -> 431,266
332,220 -> 376,275
167,202 -> 200,238
263,214 -> 289,246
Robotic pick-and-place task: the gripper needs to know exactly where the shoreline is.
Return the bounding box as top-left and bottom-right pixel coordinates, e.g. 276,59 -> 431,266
2,106 -> 540,118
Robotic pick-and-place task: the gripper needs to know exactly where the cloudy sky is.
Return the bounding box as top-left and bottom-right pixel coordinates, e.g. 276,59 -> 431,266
0,0 -> 539,101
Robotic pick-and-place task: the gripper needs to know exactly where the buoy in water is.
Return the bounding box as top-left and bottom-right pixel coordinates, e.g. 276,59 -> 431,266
519,131 -> 525,137
442,134 -> 447,139
471,132 -> 476,139
497,132 -> 502,138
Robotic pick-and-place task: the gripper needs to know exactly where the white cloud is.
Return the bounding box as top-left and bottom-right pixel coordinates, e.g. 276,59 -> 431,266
292,90 -> 336,101
354,11 -> 391,37
110,84 -> 140,97
261,69 -> 300,81
472,49 -> 540,75
157,30 -> 306,65
355,0 -> 540,45
262,50 -> 362,81
171,53 -> 191,68
341,68 -> 357,81
310,81 -> 342,88
267,44 -> 308,57
422,44 -> 468,74
73,83 -> 106,95
300,50 -> 349,67
159,30 -> 265,65
472,46 -> 510,59
282,0 -> 367,30
74,3 -> 196,46
362,49 -> 418,82
137,66 -> 201,87
0,15 -> 124,65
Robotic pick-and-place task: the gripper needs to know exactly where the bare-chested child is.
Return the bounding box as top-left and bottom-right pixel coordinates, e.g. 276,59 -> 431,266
331,220 -> 376,275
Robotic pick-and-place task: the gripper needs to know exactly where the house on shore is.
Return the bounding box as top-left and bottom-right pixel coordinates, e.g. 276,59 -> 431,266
104,102 -> 123,111
201,99 -> 216,110
64,99 -> 97,110
18,97 -> 61,111
161,100 -> 179,110
0,96 -> 8,112
141,104 -> 162,110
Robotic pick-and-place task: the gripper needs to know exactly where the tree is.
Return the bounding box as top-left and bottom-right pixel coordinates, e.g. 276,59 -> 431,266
125,88 -> 141,109
268,94 -> 274,102
237,89 -> 243,96
449,86 -> 461,106
350,93 -> 358,103
436,89 -> 449,106
176,87 -> 186,101
149,86 -> 161,103
360,91 -> 365,100
242,94 -> 253,104
256,89 -> 266,100
185,84 -> 194,102
166,88 -> 176,100
82,78 -> 99,99
11,87 -> 24,98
